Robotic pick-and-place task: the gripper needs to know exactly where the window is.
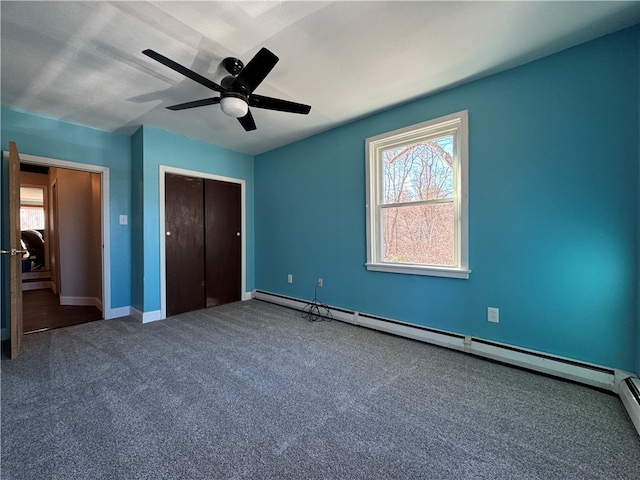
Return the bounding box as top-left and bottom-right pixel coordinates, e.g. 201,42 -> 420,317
365,110 -> 469,279
20,186 -> 45,230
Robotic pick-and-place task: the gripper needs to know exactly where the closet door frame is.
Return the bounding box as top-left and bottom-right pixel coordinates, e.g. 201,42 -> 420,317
159,165 -> 246,320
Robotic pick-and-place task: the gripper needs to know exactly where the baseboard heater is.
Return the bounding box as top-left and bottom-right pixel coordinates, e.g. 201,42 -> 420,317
252,289 -> 640,437
619,377 -> 640,436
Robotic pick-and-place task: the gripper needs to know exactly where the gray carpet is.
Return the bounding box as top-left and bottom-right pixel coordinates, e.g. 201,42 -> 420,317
2,300 -> 639,479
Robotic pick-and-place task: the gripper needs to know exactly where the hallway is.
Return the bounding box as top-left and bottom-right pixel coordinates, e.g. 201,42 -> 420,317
23,289 -> 102,334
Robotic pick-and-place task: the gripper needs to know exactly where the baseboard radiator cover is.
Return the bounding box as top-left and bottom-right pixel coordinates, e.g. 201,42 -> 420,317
252,290 -> 621,394
619,376 -> 640,436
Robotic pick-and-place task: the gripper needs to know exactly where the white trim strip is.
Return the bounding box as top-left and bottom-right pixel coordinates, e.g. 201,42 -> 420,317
253,290 -> 619,393
366,262 -> 471,278
60,296 -> 102,310
142,310 -> 163,323
109,306 -> 131,319
130,307 -> 162,324
619,377 -> 640,436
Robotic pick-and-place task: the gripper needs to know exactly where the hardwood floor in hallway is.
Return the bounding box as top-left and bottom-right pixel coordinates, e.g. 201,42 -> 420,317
22,289 -> 102,334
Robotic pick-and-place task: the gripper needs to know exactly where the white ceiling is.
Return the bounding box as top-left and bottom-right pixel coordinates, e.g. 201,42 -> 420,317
2,1 -> 639,156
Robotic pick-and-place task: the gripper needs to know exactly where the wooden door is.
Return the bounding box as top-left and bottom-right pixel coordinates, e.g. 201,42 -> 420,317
51,181 -> 61,294
204,179 -> 241,307
2,142 -> 27,358
165,173 -> 205,316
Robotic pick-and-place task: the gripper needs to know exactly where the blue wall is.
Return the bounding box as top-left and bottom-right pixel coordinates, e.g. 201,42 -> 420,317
255,27 -> 640,372
1,26 -> 638,374
136,126 -> 255,313
1,111 -> 255,320
1,106 -> 132,310
131,128 -> 144,313
637,26 -> 640,377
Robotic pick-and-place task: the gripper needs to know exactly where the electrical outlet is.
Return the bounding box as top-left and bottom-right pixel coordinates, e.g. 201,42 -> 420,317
287,274 -> 293,284
317,278 -> 323,287
487,307 -> 499,323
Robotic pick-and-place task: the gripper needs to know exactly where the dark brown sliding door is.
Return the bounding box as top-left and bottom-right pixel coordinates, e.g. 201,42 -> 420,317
165,173 -> 242,316
205,179 -> 241,307
165,173 -> 205,316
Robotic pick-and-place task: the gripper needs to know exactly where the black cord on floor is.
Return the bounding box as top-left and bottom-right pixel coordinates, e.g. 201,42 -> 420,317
302,284 -> 333,322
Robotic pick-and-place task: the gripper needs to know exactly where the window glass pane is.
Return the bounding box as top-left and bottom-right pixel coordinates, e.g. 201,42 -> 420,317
20,187 -> 44,206
21,207 -> 45,230
382,135 -> 454,205
382,202 -> 455,266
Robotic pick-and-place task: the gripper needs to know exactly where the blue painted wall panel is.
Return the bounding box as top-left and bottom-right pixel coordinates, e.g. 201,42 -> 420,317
1,106 -> 132,309
637,28 -> 640,378
256,27 -> 640,371
140,126 -> 255,312
130,128 -> 144,312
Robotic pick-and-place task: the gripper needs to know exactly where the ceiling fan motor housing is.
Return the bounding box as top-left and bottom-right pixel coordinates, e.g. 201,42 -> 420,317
222,57 -> 244,76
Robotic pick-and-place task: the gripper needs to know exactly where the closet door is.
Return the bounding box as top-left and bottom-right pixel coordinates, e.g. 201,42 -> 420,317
165,173 -> 205,315
204,179 -> 241,307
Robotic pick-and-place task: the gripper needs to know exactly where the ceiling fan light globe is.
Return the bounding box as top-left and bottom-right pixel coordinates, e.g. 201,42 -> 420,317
220,97 -> 248,118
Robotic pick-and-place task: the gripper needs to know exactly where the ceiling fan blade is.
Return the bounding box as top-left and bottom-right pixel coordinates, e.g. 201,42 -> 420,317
237,110 -> 257,131
249,94 -> 311,115
166,97 -> 220,111
143,49 -> 223,93
232,48 -> 279,94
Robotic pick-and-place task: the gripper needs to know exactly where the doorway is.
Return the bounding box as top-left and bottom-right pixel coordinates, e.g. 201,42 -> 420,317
160,167 -> 245,319
22,164 -> 104,332
10,154 -> 112,326
20,163 -> 104,333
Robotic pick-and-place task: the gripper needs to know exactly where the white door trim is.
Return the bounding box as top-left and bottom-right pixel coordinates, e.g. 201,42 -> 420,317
8,152 -> 112,319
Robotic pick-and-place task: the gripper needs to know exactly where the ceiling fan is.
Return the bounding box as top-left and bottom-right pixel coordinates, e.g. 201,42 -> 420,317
142,47 -> 311,131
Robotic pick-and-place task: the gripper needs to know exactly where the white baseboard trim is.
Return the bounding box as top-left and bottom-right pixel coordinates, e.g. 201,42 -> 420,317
130,307 -> 162,324
108,306 -> 131,319
60,296 -> 102,310
252,290 -> 626,395
619,376 -> 640,436
142,310 -> 162,323
128,294 -> 252,323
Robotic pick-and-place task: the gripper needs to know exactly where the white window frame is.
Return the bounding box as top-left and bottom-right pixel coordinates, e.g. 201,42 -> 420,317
365,110 -> 470,279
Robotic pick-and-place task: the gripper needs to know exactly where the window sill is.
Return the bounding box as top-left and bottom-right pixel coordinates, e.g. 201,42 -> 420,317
366,262 -> 471,279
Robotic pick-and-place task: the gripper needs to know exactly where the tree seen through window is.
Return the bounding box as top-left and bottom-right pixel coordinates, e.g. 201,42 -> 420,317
381,136 -> 455,266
